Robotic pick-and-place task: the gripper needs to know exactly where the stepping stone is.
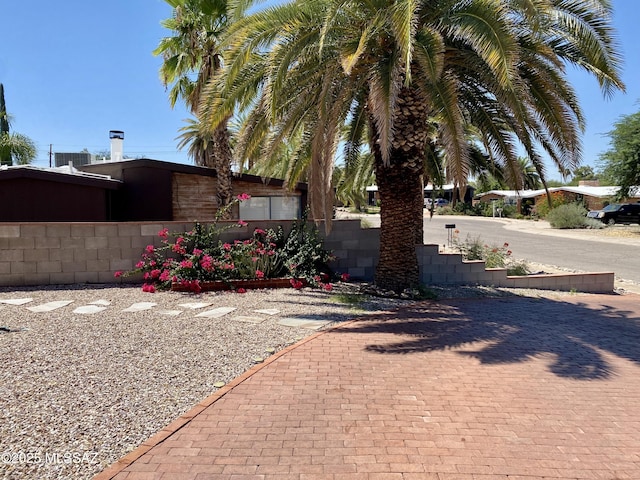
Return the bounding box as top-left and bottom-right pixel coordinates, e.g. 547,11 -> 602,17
254,308 -> 280,316
89,299 -> 111,306
195,307 -> 236,318
27,300 -> 74,313
122,302 -> 157,313
0,298 -> 34,305
277,317 -> 331,330
73,305 -> 108,315
178,302 -> 213,310
230,315 -> 266,324
156,310 -> 183,317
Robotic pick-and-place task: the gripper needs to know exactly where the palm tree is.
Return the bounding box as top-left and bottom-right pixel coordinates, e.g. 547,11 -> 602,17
0,133 -> 37,166
516,157 -> 543,191
206,0 -> 624,291
154,0 -> 252,212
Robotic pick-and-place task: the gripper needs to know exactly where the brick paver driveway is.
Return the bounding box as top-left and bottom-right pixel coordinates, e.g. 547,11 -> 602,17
100,292 -> 640,480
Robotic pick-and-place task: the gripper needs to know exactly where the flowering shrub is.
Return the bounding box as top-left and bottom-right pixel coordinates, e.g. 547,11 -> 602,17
116,195 -> 339,292
452,231 -> 530,276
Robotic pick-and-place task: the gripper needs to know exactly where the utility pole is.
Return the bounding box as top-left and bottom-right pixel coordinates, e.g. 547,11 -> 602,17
49,144 -> 52,167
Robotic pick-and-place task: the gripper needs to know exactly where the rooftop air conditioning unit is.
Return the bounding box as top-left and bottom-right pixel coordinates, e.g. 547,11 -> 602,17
54,152 -> 95,168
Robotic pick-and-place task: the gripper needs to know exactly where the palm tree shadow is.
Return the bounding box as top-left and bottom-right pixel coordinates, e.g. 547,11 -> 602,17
339,294 -> 640,380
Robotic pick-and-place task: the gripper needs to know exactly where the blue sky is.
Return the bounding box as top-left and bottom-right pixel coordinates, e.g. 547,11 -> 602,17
2,1 -> 639,181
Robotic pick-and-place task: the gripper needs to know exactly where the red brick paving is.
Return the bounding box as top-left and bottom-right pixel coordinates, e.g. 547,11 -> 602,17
95,293 -> 640,479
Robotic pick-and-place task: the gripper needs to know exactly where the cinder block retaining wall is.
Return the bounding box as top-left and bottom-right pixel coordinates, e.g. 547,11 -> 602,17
0,220 -> 614,293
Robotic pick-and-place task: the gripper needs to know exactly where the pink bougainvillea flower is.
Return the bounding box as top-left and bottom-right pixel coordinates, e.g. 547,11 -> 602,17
189,280 -> 202,294
290,279 -> 304,289
192,248 -> 203,256
200,255 -> 214,271
180,260 -> 193,269
145,245 -> 155,254
143,272 -> 151,280
151,269 -> 161,279
135,261 -> 145,269
322,283 -> 333,291
254,228 -> 266,235
251,257 -> 258,263
340,273 -> 350,282
158,228 -> 169,238
159,270 -> 170,282
114,270 -> 123,278
175,237 -> 184,245
237,288 -> 247,294
238,220 -> 248,227
237,193 -> 251,201
256,269 -> 265,279
223,243 -> 232,251
142,283 -> 156,293
223,263 -> 235,270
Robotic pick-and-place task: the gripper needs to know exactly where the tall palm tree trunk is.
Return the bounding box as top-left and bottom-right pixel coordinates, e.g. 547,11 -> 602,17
212,118 -> 234,218
371,85 -> 429,291
375,159 -> 423,291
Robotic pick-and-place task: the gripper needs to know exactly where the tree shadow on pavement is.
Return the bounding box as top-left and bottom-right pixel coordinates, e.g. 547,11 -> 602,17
336,294 -> 640,380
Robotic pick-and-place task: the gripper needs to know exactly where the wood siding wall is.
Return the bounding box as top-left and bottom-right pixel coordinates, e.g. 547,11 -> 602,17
171,173 -> 302,221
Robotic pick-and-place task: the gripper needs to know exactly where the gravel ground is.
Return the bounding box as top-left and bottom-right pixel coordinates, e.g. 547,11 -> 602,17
0,282 -> 626,480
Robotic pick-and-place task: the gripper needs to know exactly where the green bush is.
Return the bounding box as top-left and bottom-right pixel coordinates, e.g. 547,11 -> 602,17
451,202 -> 484,216
476,200 -> 517,218
546,203 -> 595,229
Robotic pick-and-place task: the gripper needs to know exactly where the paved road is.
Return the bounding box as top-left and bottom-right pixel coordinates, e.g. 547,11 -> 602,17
341,211 -> 640,285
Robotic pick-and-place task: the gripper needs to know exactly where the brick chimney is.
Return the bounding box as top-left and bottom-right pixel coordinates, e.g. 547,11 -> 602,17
578,180 -> 600,187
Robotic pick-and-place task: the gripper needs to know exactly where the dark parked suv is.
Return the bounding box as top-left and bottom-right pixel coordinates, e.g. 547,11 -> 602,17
587,203 -> 640,225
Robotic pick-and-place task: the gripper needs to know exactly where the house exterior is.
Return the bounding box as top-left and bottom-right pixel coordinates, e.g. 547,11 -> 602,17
0,164 -> 121,222
78,158 -> 307,222
0,159 -> 307,223
475,182 -> 640,215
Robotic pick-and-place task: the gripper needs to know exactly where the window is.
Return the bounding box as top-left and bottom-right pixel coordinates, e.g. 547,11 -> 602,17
239,196 -> 301,220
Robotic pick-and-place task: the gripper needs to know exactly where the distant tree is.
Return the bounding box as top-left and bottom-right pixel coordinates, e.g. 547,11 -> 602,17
597,110 -> 640,197
1,83 -> 13,166
545,179 -> 565,188
0,83 -> 37,166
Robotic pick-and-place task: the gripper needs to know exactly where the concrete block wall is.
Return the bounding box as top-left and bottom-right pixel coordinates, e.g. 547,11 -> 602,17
0,220 -> 614,293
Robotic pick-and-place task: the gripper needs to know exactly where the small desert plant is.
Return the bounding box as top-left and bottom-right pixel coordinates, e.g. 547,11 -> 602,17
453,232 -> 531,275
